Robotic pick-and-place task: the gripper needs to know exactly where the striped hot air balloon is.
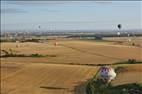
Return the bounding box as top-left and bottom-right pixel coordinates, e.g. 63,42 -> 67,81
98,66 -> 116,83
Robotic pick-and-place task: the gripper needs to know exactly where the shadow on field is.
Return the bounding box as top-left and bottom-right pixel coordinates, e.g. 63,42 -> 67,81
71,79 -> 91,94
39,80 -> 90,94
74,80 -> 88,94
39,80 -> 89,94
40,86 -> 68,90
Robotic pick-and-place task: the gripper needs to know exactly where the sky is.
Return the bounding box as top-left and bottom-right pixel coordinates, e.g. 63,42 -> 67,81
1,1 -> 142,32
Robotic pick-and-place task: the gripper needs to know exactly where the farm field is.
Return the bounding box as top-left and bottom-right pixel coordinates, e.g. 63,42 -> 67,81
112,64 -> 142,86
1,62 -> 99,94
1,38 -> 142,94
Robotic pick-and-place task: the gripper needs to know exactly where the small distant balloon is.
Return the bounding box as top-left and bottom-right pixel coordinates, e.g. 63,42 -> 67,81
117,24 -> 122,30
38,25 -> 41,29
54,42 -> 58,46
117,32 -> 120,36
128,34 -> 130,37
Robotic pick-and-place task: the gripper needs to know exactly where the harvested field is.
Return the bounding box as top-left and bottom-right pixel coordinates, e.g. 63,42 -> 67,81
112,64 -> 142,86
1,40 -> 141,65
1,38 -> 142,94
1,62 -> 99,94
104,37 -> 142,47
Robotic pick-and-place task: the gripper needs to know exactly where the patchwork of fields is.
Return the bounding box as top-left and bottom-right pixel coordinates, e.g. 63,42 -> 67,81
1,38 -> 142,94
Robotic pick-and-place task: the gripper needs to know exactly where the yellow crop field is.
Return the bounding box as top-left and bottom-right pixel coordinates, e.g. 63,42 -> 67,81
1,38 -> 142,94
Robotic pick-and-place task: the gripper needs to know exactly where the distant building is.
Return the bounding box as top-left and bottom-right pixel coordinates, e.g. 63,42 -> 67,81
94,35 -> 103,40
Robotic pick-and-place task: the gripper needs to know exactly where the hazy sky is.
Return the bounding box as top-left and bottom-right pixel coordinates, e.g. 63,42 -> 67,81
1,1 -> 142,31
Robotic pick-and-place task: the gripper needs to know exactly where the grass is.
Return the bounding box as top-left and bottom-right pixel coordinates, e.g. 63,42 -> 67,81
61,60 -> 142,67
114,59 -> 142,65
1,49 -> 56,58
80,38 -> 114,43
0,39 -> 16,42
86,79 -> 142,94
0,38 -> 40,43
1,53 -> 46,58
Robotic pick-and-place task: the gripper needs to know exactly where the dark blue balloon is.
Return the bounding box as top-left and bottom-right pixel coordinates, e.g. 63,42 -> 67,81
118,24 -> 122,29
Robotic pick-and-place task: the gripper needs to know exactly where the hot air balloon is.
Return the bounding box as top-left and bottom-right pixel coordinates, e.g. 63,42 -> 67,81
117,24 -> 122,30
98,66 -> 116,83
38,25 -> 41,29
117,24 -> 122,36
117,32 -> 120,36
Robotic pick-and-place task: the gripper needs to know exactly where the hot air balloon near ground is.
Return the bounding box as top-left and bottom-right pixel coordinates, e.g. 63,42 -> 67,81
98,66 -> 117,83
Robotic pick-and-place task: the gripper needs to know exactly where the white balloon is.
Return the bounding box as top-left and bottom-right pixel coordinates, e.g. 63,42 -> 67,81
98,66 -> 116,82
117,32 -> 120,36
128,34 -> 130,37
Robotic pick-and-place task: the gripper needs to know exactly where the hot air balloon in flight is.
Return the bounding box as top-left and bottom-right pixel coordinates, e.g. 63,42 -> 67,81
38,25 -> 41,29
117,24 -> 122,36
117,24 -> 122,30
38,25 -> 41,32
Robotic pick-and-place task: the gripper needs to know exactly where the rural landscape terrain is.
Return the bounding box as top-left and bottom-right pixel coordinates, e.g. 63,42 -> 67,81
1,34 -> 142,94
1,1 -> 142,94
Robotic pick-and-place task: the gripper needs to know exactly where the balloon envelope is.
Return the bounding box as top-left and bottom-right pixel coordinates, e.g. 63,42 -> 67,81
117,32 -> 120,36
118,24 -> 122,29
98,66 -> 116,82
38,25 -> 40,29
